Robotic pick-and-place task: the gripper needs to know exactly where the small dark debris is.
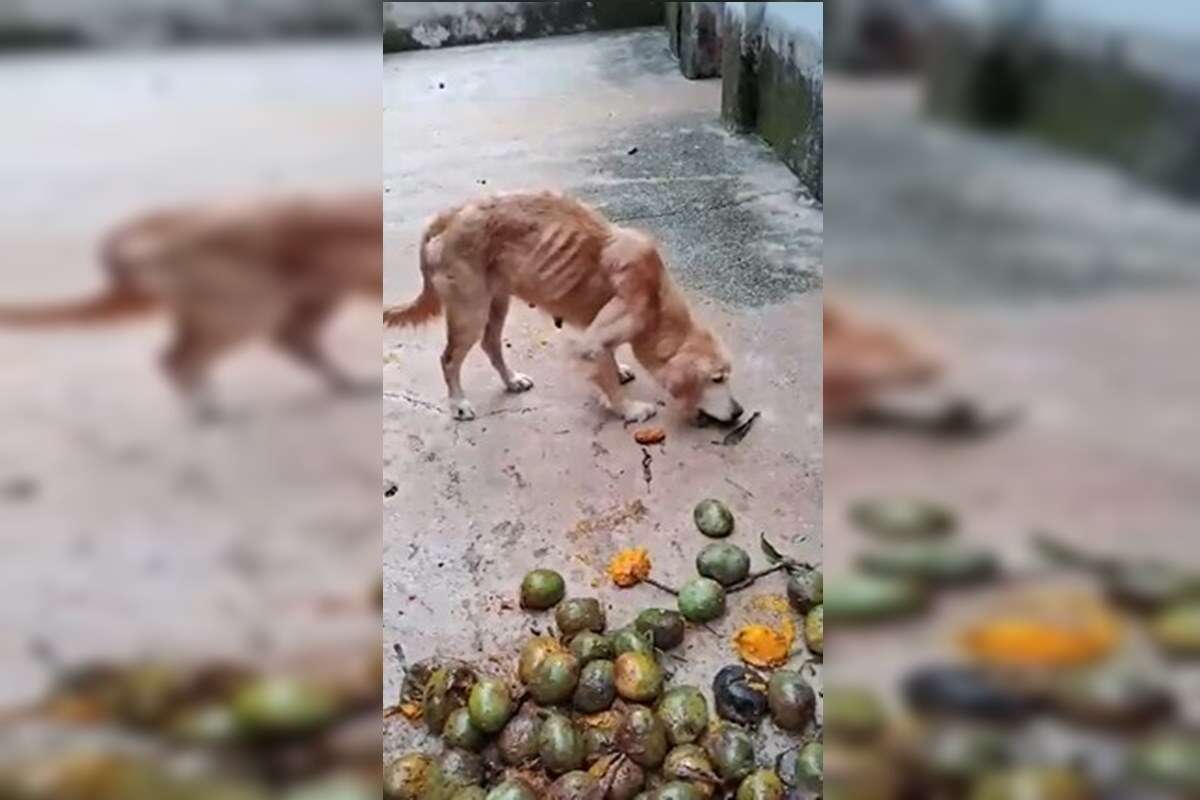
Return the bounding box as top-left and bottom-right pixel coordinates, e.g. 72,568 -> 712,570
384,483 -> 398,498
714,411 -> 760,446
1,476 -> 38,503
626,146 -> 639,155
438,82 -> 445,89
478,178 -> 487,185
641,447 -> 653,490
554,317 -> 564,329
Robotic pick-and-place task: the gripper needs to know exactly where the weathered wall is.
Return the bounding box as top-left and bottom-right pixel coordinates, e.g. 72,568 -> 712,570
382,0 -> 662,52
721,2 -> 823,199
926,11 -> 1200,199
664,1 -> 724,78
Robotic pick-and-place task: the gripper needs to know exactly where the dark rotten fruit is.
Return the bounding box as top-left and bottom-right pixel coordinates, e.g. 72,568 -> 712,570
611,626 -> 656,657
713,665 -> 769,726
617,706 -> 669,768
550,771 -> 598,799
439,749 -> 484,791
485,778 -> 538,800
786,567 -> 823,614
573,660 -> 617,713
520,569 -> 566,610
824,687 -> 885,742
662,743 -> 720,785
767,671 -> 815,731
383,754 -> 441,800
902,665 -> 1034,723
497,706 -> 543,765
697,543 -> 751,586
635,609 -> 686,651
422,663 -> 478,736
655,783 -> 706,800
556,598 -> 607,637
657,685 -> 710,745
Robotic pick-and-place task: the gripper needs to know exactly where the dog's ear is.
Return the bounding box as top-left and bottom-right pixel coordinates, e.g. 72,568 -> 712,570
660,355 -> 701,410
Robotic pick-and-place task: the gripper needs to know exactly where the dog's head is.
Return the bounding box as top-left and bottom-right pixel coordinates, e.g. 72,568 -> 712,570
657,327 -> 743,425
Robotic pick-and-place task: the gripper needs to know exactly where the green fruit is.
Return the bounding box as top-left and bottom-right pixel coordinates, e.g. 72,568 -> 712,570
467,678 -> 512,734
617,706 -> 669,768
677,578 -> 726,623
449,789 -> 487,800
657,686 -> 710,745
520,569 -> 566,610
497,706 -> 543,765
767,671 -> 815,731
804,605 -> 823,655
696,543 -> 751,586
569,632 -> 614,664
635,609 -> 686,650
614,652 -> 664,702
539,712 -> 585,775
705,724 -> 756,783
231,676 -> 338,737
654,783 -> 706,800
528,651 -> 581,705
1127,730 -> 1200,793
383,754 -> 440,800
485,779 -> 537,800
737,770 -> 784,800
859,542 -> 998,585
439,749 -> 484,790
1151,602 -> 1200,657
168,703 -> 239,746
825,687 -> 885,742
611,626 -> 656,657
550,771 -> 598,800
824,573 -> 924,623
422,663 -> 478,736
518,637 -> 565,685
556,598 -> 607,636
579,709 -> 621,764
850,497 -> 955,540
663,743 -> 720,784
442,707 -> 485,751
1106,562 -> 1200,611
694,498 -> 734,538
795,742 -> 822,790
786,567 -> 823,613
573,660 -> 617,713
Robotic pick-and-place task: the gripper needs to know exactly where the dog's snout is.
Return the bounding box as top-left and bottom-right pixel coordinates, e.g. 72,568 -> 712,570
730,400 -> 744,420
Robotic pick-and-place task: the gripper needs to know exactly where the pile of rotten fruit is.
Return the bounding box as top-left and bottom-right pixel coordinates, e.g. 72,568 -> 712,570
0,582 -> 384,800
385,499 -> 823,799
824,497 -> 1200,799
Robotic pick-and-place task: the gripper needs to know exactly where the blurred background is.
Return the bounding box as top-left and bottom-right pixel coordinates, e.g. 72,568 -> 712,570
824,0 -> 1200,797
0,2 -> 382,798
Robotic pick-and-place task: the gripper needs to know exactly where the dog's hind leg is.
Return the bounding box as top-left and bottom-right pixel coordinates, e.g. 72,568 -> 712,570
161,321 -> 249,423
441,302 -> 488,421
481,294 -> 534,394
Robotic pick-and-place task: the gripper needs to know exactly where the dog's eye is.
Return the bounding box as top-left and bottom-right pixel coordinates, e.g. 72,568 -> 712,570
712,374 -> 725,384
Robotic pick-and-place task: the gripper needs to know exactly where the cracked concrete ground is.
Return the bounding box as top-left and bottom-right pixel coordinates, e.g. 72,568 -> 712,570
383,29 -> 823,761
0,43 -> 381,712
824,77 -> 1200,740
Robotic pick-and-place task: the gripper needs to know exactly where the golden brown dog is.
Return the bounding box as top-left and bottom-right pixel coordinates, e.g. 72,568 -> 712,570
0,190 -> 382,419
385,191 -> 742,424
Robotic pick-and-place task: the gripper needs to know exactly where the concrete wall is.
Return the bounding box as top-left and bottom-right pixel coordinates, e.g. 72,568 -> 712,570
721,2 -> 824,199
0,0 -> 378,47
382,0 -> 662,52
664,1 -> 724,78
926,8 -> 1200,199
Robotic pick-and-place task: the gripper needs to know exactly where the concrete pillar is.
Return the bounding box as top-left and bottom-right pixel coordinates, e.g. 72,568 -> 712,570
665,2 -> 725,79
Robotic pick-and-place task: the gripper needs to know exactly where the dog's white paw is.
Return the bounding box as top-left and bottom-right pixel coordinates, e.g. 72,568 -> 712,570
506,373 -> 535,393
617,363 -> 636,385
622,400 -> 657,424
450,399 -> 476,421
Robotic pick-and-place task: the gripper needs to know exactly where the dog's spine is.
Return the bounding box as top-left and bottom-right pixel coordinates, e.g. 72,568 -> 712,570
383,210 -> 452,328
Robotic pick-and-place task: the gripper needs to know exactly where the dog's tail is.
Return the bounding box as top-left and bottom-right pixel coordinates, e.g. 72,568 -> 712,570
0,286 -> 157,327
383,209 -> 454,328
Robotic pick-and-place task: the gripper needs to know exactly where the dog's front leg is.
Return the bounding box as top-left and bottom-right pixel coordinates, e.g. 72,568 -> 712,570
578,298 -> 654,423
